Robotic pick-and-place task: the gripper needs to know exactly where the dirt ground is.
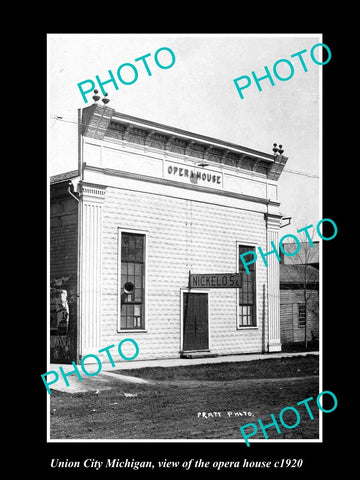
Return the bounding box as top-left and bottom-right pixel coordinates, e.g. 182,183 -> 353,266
50,355 -> 320,441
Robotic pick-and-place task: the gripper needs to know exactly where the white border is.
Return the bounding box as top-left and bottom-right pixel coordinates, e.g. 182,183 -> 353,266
46,32 -> 323,445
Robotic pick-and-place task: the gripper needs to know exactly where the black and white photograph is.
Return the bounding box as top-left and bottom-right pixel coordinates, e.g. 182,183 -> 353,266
42,31 -> 346,474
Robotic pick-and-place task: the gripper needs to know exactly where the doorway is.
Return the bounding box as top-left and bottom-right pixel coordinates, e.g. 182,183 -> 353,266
182,292 -> 209,351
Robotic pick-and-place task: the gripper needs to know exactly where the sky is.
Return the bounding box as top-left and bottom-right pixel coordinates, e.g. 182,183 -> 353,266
48,33 -> 323,236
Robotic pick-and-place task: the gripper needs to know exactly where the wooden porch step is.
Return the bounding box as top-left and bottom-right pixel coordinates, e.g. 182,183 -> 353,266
180,352 -> 218,359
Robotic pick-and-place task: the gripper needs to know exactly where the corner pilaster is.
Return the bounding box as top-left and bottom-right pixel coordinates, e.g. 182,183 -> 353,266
79,183 -> 107,357
265,212 -> 282,352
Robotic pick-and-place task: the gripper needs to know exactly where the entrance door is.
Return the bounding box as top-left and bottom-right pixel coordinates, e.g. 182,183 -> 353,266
183,292 -> 209,351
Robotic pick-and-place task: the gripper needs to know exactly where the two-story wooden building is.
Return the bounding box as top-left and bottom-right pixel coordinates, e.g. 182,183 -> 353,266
50,102 -> 288,363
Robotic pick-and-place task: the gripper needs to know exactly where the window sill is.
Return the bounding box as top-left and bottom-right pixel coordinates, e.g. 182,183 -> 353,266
117,329 -> 148,333
236,326 -> 258,330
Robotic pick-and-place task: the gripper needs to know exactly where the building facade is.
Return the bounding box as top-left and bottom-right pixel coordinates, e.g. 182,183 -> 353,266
50,103 -> 288,364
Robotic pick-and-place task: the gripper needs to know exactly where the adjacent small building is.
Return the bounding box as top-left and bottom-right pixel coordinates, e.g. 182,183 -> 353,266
50,102 -> 289,364
280,242 -> 319,347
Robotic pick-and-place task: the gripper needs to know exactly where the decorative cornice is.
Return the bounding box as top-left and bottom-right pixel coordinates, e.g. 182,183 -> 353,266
80,182 -> 107,202
265,212 -> 283,230
81,105 -> 288,181
82,104 -> 114,140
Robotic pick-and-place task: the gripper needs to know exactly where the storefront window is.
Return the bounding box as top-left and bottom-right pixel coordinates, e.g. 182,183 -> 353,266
120,232 -> 145,330
238,245 -> 256,327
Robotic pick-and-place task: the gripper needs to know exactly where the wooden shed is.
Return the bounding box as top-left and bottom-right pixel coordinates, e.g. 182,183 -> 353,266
280,263 -> 319,346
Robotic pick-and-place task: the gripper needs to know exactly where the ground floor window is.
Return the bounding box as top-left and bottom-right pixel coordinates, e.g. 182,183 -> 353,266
119,231 -> 145,330
298,303 -> 306,327
238,245 -> 256,327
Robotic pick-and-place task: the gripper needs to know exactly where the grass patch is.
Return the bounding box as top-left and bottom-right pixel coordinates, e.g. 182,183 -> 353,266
114,354 -> 319,381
